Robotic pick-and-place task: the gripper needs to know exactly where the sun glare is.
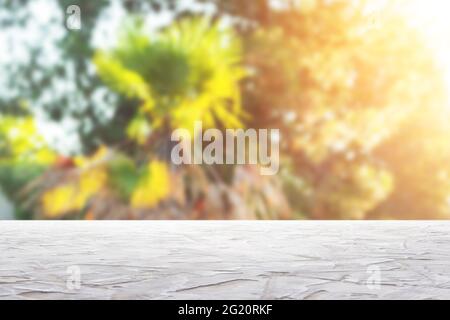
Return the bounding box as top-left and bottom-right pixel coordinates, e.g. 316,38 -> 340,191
404,0 -> 450,103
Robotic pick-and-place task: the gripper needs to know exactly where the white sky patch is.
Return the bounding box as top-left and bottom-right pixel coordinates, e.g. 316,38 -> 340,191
402,0 -> 450,103
91,0 -> 127,50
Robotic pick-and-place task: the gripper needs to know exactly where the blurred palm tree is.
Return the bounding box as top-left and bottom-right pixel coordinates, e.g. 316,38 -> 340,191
23,17 -> 291,220
94,17 -> 245,144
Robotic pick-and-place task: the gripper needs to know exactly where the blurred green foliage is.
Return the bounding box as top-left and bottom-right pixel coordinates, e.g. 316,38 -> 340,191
0,115 -> 54,219
94,17 -> 245,140
1,0 -> 449,219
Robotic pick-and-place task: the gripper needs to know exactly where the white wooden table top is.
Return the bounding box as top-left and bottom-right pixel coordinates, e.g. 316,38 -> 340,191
1,221 -> 449,300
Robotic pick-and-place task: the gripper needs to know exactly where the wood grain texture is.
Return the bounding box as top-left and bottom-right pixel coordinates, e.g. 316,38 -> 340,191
1,221 -> 450,300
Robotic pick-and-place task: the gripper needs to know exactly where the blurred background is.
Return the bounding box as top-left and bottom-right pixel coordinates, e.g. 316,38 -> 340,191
1,0 -> 450,220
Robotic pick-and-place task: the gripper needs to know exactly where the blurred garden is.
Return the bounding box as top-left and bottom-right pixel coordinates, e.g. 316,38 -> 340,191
1,0 -> 450,220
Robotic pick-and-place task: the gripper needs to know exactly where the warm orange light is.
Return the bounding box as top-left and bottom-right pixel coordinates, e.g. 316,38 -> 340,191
403,0 -> 450,101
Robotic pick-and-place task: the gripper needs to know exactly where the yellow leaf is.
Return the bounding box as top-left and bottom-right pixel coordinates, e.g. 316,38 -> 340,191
42,184 -> 79,218
131,161 -> 170,208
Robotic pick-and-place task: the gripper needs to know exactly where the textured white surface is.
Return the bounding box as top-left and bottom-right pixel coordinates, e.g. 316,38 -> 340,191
1,221 -> 450,300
